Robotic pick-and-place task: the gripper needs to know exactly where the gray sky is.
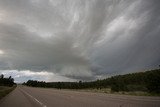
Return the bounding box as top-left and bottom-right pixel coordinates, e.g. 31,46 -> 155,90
0,0 -> 160,83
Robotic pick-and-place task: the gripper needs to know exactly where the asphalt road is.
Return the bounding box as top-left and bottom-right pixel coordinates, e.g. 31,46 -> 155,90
0,86 -> 160,107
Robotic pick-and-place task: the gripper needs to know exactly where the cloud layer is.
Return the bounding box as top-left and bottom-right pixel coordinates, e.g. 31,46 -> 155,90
0,0 -> 160,82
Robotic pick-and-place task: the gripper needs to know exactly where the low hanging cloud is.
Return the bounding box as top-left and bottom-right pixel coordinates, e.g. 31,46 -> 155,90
0,0 -> 160,82
0,70 -> 76,83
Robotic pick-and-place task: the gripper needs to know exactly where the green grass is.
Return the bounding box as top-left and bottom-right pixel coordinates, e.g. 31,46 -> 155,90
0,85 -> 16,99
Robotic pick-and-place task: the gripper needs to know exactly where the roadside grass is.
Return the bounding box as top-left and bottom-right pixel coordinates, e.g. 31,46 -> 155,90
0,85 -> 16,99
68,88 -> 160,96
76,88 -> 111,93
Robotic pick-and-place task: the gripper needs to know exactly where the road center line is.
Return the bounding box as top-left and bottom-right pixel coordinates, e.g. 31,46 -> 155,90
19,88 -> 47,107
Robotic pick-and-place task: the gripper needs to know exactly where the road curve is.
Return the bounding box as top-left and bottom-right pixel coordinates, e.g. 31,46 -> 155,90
0,86 -> 160,107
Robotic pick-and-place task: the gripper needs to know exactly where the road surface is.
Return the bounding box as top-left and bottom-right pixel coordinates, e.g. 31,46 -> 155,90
0,86 -> 160,107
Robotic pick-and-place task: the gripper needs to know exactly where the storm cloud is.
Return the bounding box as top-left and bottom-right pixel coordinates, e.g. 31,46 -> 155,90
0,0 -> 160,82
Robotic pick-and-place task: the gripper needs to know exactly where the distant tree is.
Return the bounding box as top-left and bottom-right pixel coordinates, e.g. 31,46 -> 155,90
145,70 -> 160,93
0,74 -> 4,79
111,84 -> 119,92
0,74 -> 15,86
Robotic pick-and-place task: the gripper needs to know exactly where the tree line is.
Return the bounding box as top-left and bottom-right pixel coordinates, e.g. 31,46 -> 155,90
23,69 -> 160,93
0,74 -> 15,86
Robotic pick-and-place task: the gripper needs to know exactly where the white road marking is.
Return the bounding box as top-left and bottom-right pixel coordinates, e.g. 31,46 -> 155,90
19,88 -> 47,107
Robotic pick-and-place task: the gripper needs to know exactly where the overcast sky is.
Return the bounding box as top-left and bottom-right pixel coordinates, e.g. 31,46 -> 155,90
0,0 -> 160,83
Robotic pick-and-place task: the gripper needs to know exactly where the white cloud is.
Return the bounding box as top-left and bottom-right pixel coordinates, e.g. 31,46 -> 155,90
0,50 -> 4,55
0,70 -> 76,83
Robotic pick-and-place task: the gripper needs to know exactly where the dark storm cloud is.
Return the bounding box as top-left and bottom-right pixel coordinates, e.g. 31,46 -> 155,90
0,23 -> 88,69
91,0 -> 160,76
0,0 -> 160,81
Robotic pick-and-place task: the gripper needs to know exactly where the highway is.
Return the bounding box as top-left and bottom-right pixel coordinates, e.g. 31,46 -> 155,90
0,86 -> 160,107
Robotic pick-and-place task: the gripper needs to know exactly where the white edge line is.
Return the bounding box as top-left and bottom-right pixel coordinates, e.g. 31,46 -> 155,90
19,88 -> 47,107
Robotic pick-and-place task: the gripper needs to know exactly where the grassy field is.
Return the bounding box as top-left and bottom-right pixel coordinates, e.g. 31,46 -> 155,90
0,85 -> 16,99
